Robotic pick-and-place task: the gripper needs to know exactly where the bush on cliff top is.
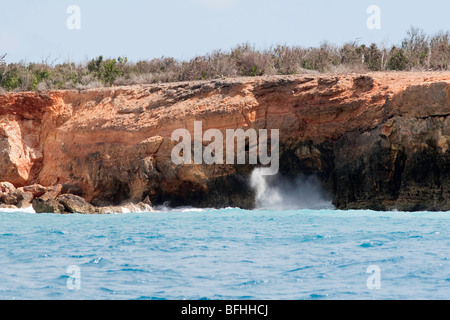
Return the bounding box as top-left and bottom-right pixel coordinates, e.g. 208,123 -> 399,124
2,27 -> 450,92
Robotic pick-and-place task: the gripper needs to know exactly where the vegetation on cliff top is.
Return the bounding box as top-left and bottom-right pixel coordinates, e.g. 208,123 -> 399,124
1,27 -> 450,93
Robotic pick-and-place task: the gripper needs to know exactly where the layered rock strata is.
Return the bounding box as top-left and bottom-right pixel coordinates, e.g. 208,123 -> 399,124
1,72 -> 450,212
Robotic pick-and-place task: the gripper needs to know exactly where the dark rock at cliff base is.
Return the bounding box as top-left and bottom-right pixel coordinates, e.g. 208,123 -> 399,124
17,191 -> 34,208
61,184 -> 83,197
32,198 -> 65,214
23,184 -> 47,198
0,182 -> 35,208
0,190 -> 20,205
57,194 -> 95,214
0,182 -> 16,193
32,194 -> 95,214
40,184 -> 63,201
0,182 -> 19,205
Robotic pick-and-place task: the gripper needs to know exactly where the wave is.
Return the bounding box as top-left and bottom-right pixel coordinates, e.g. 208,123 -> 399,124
115,203 -> 154,214
154,204 -> 240,213
0,203 -> 154,215
0,206 -> 36,214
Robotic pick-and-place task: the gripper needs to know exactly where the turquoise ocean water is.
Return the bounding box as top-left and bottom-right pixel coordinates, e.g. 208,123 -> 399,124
0,207 -> 449,300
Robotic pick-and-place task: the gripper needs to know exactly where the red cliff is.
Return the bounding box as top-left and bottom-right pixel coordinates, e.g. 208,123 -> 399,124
1,72 -> 450,212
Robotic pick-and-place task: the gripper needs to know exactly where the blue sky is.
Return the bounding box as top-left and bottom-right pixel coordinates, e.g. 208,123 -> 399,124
1,0 -> 450,63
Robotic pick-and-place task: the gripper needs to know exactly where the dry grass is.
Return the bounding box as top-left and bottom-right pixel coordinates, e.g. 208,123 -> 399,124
2,27 -> 450,92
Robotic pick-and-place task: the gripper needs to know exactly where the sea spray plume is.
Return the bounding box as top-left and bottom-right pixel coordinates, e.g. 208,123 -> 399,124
250,168 -> 334,210
250,168 -> 282,208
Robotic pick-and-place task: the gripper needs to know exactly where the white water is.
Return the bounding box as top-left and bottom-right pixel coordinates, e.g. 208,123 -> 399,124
0,204 -> 154,215
0,206 -> 36,214
250,168 -> 334,210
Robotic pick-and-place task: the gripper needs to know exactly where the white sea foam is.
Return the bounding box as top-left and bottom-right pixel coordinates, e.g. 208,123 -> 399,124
154,205 -> 213,213
0,206 -> 36,214
115,203 -> 155,214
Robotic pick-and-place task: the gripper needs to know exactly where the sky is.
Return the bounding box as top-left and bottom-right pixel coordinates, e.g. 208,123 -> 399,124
1,0 -> 450,64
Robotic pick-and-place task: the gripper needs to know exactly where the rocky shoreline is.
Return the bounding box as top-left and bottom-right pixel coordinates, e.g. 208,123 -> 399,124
0,182 -> 153,214
2,72 -> 450,212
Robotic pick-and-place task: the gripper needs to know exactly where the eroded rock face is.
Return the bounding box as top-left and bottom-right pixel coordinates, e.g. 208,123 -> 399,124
32,198 -> 65,214
57,194 -> 96,214
0,182 -> 34,208
2,72 -> 450,211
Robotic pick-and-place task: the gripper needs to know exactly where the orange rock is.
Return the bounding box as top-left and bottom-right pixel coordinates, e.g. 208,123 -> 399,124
1,72 -> 450,210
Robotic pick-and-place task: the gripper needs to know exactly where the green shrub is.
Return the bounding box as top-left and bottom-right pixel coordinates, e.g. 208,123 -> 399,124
366,43 -> 383,71
0,63 -> 25,91
87,56 -> 103,73
387,48 -> 408,71
101,59 -> 122,85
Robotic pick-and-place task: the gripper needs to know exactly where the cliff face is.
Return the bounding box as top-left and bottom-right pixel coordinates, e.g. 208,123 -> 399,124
2,72 -> 450,211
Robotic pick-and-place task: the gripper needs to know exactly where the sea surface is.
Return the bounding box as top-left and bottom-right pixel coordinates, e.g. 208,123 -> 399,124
1,207 -> 450,300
